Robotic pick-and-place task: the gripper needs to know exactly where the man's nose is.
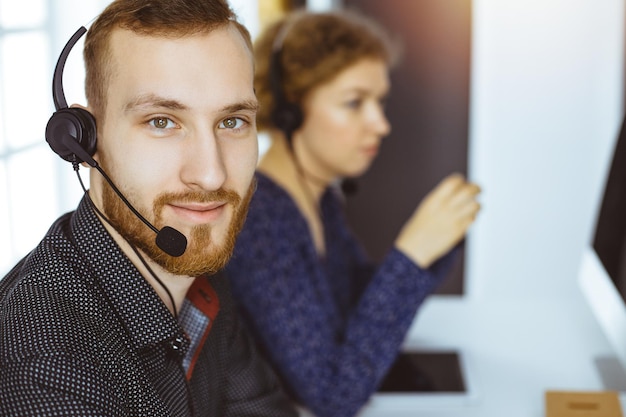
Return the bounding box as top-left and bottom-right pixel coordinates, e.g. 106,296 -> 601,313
180,130 -> 227,191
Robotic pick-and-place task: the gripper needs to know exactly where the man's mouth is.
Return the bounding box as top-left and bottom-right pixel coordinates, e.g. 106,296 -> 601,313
168,201 -> 227,224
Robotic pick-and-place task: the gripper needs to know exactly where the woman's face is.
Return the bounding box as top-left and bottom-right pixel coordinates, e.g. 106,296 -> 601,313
293,58 -> 391,181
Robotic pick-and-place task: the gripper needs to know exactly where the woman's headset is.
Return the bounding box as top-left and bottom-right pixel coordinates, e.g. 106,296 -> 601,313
268,19 -> 303,144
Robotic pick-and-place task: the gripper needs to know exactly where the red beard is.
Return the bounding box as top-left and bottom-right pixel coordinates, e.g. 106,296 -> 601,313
100,166 -> 255,276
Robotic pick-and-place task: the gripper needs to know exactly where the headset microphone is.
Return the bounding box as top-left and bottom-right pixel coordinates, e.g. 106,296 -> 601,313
45,26 -> 187,257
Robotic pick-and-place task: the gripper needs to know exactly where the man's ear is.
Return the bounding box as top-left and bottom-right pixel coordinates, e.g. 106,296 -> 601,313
70,103 -> 89,111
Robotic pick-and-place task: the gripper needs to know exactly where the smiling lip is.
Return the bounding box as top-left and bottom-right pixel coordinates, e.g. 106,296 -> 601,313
168,201 -> 227,224
363,145 -> 379,157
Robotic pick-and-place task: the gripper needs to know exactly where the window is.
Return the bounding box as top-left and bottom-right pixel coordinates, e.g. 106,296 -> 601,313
0,1 -> 109,275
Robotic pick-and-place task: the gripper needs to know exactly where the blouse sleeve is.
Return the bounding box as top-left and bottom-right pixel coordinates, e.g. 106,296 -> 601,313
225,184 -> 456,417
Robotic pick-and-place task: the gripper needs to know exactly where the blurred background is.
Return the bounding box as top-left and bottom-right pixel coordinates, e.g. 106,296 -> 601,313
0,0 -> 623,306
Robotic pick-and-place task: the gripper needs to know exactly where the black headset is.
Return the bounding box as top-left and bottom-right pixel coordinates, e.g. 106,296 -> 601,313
43,26 -> 188,257
45,26 -> 98,167
269,22 -> 303,144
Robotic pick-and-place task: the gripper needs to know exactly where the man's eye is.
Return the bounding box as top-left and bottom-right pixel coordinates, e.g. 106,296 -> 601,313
149,117 -> 175,129
220,117 -> 245,129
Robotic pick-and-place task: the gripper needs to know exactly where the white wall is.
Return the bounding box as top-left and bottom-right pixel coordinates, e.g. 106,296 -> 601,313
467,0 -> 625,299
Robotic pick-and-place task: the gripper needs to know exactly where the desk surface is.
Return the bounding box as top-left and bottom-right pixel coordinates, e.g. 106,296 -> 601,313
357,292 -> 626,417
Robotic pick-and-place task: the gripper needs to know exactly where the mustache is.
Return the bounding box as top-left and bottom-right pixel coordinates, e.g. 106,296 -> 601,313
152,188 -> 241,212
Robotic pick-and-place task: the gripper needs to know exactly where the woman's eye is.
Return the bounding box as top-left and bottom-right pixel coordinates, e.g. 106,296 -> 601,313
220,117 -> 245,129
149,117 -> 175,129
346,99 -> 363,109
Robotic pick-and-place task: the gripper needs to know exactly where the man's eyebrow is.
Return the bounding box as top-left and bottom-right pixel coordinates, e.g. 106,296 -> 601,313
220,99 -> 259,114
124,95 -> 258,114
124,94 -> 188,113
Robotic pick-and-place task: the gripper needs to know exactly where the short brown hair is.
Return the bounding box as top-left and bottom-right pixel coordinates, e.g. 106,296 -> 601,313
254,9 -> 399,132
83,0 -> 252,117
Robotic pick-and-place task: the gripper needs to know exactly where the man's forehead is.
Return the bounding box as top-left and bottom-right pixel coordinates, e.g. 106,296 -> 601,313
107,23 -> 248,51
110,23 -> 244,60
105,25 -> 252,72
103,26 -> 255,114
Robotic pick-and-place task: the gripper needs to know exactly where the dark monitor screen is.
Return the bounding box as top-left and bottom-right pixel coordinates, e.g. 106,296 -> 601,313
581,114 -> 626,381
593,116 -> 626,302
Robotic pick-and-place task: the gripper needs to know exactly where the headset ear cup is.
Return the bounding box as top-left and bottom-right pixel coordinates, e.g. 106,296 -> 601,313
271,101 -> 303,141
45,107 -> 97,163
269,42 -> 303,142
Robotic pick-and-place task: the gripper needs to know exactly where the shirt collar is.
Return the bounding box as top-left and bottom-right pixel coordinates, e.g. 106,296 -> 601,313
70,195 -> 187,352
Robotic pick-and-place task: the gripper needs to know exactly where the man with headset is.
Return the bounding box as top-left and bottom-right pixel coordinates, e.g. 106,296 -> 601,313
0,0 -> 296,416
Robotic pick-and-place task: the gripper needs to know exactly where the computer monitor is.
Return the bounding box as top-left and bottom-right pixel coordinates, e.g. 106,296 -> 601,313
580,115 -> 626,378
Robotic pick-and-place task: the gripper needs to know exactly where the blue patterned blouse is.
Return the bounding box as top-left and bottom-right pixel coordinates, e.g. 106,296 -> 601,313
225,172 -> 455,417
